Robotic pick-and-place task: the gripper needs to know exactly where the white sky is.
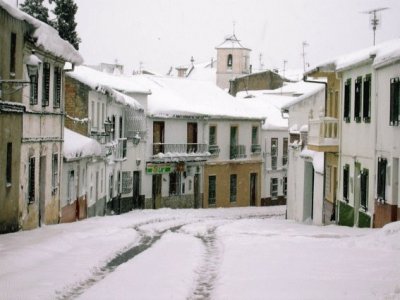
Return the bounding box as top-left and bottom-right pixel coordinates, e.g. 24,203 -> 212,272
7,0 -> 400,74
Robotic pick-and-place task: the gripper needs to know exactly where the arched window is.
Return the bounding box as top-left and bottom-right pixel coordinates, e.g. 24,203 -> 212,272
227,54 -> 233,68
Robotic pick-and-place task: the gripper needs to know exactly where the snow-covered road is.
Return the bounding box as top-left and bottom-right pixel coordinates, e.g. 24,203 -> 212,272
1,206 -> 399,300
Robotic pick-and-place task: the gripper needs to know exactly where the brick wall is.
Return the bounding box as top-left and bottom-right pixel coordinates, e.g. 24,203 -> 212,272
64,76 -> 90,136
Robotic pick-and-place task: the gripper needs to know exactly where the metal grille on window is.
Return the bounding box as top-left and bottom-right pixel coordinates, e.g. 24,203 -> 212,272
28,157 -> 35,203
42,62 -> 50,107
53,67 -> 61,108
230,174 -> 237,202
208,176 -> 216,205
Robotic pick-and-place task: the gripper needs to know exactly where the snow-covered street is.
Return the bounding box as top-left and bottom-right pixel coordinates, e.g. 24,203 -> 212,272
0,206 -> 400,300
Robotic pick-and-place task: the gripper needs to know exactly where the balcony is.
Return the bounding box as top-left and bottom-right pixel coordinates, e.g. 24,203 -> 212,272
251,144 -> 261,155
152,143 -> 210,162
230,145 -> 246,159
308,117 -> 339,152
208,145 -> 220,157
116,138 -> 127,160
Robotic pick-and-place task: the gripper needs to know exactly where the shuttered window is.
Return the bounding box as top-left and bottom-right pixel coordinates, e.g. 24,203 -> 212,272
390,77 -> 400,126
6,143 -> 12,185
53,67 -> 61,108
354,77 -> 362,122
42,62 -> 50,107
344,79 -> 351,122
360,169 -> 369,210
208,176 -> 216,205
10,33 -> 16,74
377,157 -> 387,201
230,174 -> 237,202
363,74 -> 371,122
343,164 -> 349,202
28,157 -> 36,203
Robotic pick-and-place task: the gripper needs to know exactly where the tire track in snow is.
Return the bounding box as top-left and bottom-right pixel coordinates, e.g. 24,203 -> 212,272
56,218 -> 185,300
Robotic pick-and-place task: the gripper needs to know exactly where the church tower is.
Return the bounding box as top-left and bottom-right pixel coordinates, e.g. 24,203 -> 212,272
215,34 -> 251,90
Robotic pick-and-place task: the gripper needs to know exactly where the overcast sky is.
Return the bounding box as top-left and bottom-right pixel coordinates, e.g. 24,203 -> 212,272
8,0 -> 400,74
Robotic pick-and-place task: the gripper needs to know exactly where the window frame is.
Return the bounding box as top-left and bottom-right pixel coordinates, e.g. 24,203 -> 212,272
169,171 -> 181,196
377,157 -> 387,202
53,66 -> 62,108
282,138 -> 288,166
271,138 -> 278,170
10,32 -> 16,75
227,54 -> 233,68
270,177 -> 278,198
52,153 -> 58,194
360,168 -> 369,210
28,157 -> 36,204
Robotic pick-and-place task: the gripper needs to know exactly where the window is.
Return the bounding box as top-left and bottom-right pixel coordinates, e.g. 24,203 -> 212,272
283,177 -> 287,196
227,54 -> 233,68
10,33 -> 16,75
343,164 -> 350,202
363,74 -> 371,122
117,171 -> 121,194
270,178 -> 278,198
187,122 -> 198,152
360,169 -> 369,210
28,157 -> 35,203
97,102 -> 100,129
251,126 -> 260,153
271,138 -> 278,170
208,175 -> 216,205
169,172 -> 181,195
6,143 -> 12,185
52,153 -> 58,193
112,115 -> 116,140
101,168 -> 104,193
354,77 -> 362,122
377,157 -> 387,201
119,116 -> 123,138
344,79 -> 351,122
209,125 -> 217,145
42,62 -> 50,107
101,103 -> 105,130
109,174 -> 114,199
390,77 -> 400,126
230,174 -> 237,202
53,67 -> 61,108
30,70 -> 39,105
282,138 -> 288,166
91,101 -> 95,129
67,170 -> 75,201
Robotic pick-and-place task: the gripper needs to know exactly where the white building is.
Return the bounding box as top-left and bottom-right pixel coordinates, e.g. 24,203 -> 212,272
65,66 -> 147,215
281,82 -> 326,224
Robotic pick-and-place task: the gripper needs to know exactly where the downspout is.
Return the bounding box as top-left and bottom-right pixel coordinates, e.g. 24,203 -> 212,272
303,73 -> 328,224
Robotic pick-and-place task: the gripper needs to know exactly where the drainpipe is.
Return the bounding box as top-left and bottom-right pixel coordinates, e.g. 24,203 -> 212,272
303,73 -> 328,224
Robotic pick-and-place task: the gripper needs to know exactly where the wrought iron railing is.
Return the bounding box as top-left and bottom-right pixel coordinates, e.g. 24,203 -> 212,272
230,145 -> 246,159
152,143 -> 208,155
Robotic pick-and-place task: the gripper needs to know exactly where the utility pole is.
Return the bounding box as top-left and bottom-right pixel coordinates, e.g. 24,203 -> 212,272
302,41 -> 309,72
362,7 -> 389,46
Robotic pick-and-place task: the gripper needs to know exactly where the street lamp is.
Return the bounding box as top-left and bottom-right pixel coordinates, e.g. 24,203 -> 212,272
104,117 -> 113,135
132,131 -> 141,145
0,50 -> 41,97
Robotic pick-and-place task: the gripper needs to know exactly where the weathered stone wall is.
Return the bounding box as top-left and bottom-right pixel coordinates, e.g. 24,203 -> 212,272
229,71 -> 285,96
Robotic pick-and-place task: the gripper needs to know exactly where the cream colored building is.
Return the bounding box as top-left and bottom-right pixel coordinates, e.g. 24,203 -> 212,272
216,34 -> 251,90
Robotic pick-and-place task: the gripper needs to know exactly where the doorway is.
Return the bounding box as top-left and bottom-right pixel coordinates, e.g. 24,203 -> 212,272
152,174 -> 162,209
393,158 -> 399,208
133,171 -> 141,209
354,162 -> 361,225
39,156 -> 46,226
250,173 -> 257,206
194,174 -> 200,208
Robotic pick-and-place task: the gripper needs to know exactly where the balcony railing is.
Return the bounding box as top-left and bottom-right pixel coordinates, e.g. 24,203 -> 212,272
153,143 -> 208,155
208,145 -> 220,157
230,145 -> 246,159
251,144 -> 261,154
116,138 -> 127,160
308,117 -> 339,151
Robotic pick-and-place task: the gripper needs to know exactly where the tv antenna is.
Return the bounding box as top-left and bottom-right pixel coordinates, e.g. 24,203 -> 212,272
362,7 -> 389,46
302,41 -> 309,72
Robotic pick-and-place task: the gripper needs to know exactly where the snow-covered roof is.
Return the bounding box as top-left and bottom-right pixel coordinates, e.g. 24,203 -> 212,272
95,85 -> 143,110
0,0 -> 83,65
63,128 -> 102,160
236,91 -> 293,130
300,147 -> 324,174
215,34 -> 250,50
280,81 -> 325,110
308,39 -> 400,73
131,75 -> 266,120
68,65 -> 151,95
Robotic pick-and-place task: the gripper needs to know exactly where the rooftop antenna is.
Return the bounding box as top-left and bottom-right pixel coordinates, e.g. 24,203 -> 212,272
362,7 -> 389,46
233,20 -> 236,36
281,60 -> 287,95
302,41 -> 309,72
259,53 -> 264,71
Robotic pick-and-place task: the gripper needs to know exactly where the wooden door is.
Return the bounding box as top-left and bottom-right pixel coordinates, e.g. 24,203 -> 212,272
187,122 -> 198,152
153,122 -> 164,154
152,174 -> 162,209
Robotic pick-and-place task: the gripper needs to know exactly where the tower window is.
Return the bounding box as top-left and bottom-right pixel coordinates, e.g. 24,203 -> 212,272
227,54 -> 233,68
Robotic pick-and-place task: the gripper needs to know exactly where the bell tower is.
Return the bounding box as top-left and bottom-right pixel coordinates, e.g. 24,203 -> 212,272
215,34 -> 251,90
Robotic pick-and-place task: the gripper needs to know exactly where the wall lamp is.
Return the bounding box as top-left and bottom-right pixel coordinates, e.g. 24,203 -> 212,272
0,50 -> 41,97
